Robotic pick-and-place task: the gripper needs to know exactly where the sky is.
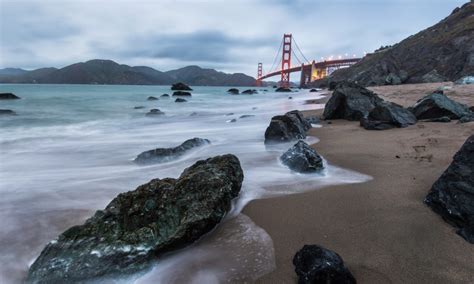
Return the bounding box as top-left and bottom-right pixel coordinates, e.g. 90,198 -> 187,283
0,0 -> 468,77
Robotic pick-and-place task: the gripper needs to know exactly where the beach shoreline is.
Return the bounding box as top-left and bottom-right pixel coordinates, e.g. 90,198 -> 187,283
245,83 -> 474,283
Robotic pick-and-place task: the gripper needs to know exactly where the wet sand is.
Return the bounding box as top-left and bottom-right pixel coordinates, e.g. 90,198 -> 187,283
244,83 -> 474,283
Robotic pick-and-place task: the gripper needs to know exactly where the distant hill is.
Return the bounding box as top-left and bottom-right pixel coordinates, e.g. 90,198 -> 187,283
320,1 -> 474,86
0,59 -> 256,86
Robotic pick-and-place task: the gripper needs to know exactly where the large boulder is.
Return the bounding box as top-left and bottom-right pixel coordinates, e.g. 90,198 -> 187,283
411,93 -> 472,120
323,82 -> 383,121
134,138 -> 210,165
171,82 -> 192,91
172,91 -> 192,97
0,92 -> 20,99
293,245 -> 356,284
424,135 -> 474,243
280,141 -> 324,173
27,154 -> 244,283
264,110 -> 312,144
361,101 -> 417,130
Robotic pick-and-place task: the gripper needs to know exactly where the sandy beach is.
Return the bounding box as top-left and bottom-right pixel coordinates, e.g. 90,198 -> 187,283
245,83 -> 474,283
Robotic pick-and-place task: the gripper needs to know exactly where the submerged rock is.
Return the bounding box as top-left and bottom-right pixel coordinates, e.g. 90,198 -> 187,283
134,138 -> 210,165
175,98 -> 187,103
241,89 -> 257,95
280,141 -> 324,173
0,92 -> 20,100
145,109 -> 165,116
264,110 -> 312,144
0,109 -> 17,116
239,115 -> 255,119
362,101 -> 417,130
323,81 -> 383,121
411,93 -> 472,120
171,82 -> 192,91
160,94 -> 170,98
425,135 -> 474,243
227,88 -> 239,94
27,154 -> 243,283
147,96 -> 158,101
172,91 -> 192,97
309,88 -> 318,92
293,245 -> 356,284
134,106 -> 145,109
275,87 -> 292,92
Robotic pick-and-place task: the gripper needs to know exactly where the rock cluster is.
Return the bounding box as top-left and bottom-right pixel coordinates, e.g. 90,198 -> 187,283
425,135 -> 474,243
135,138 -> 210,165
27,154 -> 243,283
264,110 -> 312,144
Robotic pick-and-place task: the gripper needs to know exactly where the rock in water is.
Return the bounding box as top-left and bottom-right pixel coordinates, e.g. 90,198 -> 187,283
0,109 -> 17,116
175,98 -> 187,103
0,92 -> 20,99
361,101 -> 417,130
160,94 -> 170,98
323,81 -> 383,121
275,87 -> 292,92
424,135 -> 474,243
171,82 -> 192,91
227,88 -> 239,94
241,89 -> 257,95
280,141 -> 324,173
134,138 -> 210,164
309,88 -> 318,92
172,91 -> 192,97
147,96 -> 158,101
293,245 -> 356,284
411,93 -> 472,120
145,109 -> 164,116
264,110 -> 312,144
27,154 -> 244,283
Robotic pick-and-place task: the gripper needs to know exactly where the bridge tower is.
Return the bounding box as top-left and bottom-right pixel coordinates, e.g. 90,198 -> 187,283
256,62 -> 263,86
280,34 -> 292,88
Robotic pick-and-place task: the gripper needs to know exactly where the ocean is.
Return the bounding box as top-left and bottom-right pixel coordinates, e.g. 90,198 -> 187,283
0,84 -> 370,283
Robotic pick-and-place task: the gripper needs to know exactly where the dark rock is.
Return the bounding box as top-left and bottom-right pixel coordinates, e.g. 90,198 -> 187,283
189,112 -> 198,116
239,115 -> 255,119
275,87 -> 292,92
27,154 -> 243,283
172,91 -> 192,97
171,82 -> 192,91
264,110 -> 312,144
424,135 -> 474,243
306,116 -> 320,124
145,109 -> 164,116
135,138 -> 210,165
241,89 -> 257,95
252,107 -> 258,110
288,96 -> 293,99
225,113 -> 234,116
147,96 -> 158,101
385,73 -> 402,85
309,89 -> 318,92
362,101 -> 417,130
160,94 -> 170,98
411,93 -> 472,119
455,76 -> 474,85
0,109 -> 17,116
0,92 -> 20,99
293,245 -> 356,284
280,141 -> 324,173
470,106 -> 474,112
421,69 -> 446,83
459,115 -> 474,123
422,116 -> 451,123
227,88 -> 239,95
323,81 -> 383,121
272,86 -> 277,88
134,106 -> 145,109
229,119 -> 237,123
433,89 -> 444,95
175,98 -> 187,103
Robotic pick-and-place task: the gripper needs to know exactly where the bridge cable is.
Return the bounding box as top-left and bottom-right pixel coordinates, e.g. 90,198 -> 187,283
269,37 -> 284,73
292,37 -> 311,64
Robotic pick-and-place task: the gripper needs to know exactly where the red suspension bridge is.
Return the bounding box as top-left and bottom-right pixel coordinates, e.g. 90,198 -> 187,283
256,34 -> 361,88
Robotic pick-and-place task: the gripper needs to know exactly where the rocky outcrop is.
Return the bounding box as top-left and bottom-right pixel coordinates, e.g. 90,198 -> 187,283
27,154 -> 243,283
0,109 -> 17,115
147,96 -> 158,101
134,138 -> 210,165
171,82 -> 192,91
227,88 -> 239,94
242,89 -> 257,95
361,101 -> 417,130
145,109 -> 164,116
275,87 -> 292,92
411,93 -> 472,120
293,245 -> 356,284
172,91 -> 192,97
424,135 -> 474,243
321,2 -> 474,86
0,92 -> 20,99
280,141 -> 324,173
323,82 -> 383,121
175,98 -> 187,103
264,110 -> 312,144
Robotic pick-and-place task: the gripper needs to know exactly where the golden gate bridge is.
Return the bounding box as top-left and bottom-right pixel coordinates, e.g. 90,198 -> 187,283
256,34 -> 361,88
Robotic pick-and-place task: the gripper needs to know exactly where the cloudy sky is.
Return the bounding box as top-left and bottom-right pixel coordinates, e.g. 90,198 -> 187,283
0,0 -> 467,76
